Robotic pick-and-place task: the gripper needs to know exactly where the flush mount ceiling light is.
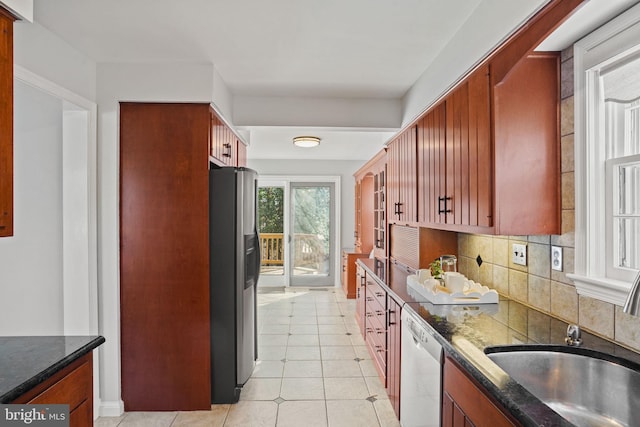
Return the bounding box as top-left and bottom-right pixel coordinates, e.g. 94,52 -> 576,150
293,136 -> 321,148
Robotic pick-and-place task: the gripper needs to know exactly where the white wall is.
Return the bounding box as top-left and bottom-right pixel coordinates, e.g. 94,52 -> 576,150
0,80 -> 64,335
247,159 -> 362,250
0,0 -> 32,22
14,21 -> 96,102
234,95 -> 402,128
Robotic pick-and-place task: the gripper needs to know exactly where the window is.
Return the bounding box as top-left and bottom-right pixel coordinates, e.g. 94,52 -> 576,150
572,4 -> 640,305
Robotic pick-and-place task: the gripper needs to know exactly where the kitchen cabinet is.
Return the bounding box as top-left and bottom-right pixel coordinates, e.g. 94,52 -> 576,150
386,295 -> 401,418
354,180 -> 362,252
354,149 -> 386,256
387,127 -> 417,225
416,53 -> 560,235
360,269 -> 402,419
418,66 -> 492,229
355,263 -> 367,335
12,354 -> 94,427
373,163 -> 386,259
442,355 -> 519,427
0,7 -> 14,237
364,275 -> 388,383
120,102 -> 211,410
341,250 -> 368,299
210,111 -> 238,167
491,52 -> 560,235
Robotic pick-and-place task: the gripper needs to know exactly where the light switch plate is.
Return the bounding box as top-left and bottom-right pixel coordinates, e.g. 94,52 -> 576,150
551,245 -> 563,271
512,243 -> 527,266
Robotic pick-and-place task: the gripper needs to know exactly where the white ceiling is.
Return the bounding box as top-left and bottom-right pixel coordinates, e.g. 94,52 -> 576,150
30,0 -> 640,161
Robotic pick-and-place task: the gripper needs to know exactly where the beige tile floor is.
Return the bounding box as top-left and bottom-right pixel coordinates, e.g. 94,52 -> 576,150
95,287 -> 400,427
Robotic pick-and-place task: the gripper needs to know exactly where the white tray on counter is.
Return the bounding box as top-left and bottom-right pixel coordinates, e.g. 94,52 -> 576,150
407,274 -> 499,305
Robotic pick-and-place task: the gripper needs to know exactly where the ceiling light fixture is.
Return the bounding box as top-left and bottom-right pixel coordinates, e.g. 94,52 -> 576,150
293,136 -> 321,148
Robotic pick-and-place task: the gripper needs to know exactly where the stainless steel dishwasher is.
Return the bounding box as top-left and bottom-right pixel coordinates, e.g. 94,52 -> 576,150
400,307 -> 442,427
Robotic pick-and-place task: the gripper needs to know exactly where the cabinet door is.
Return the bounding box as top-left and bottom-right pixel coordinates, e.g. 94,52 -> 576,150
418,101 -> 446,225
443,356 -> 518,427
386,296 -> 401,418
120,103 -> 211,410
355,265 -> 366,335
0,9 -> 13,237
373,167 -> 386,258
387,127 -> 417,224
467,65 -> 492,228
444,66 -> 492,228
354,180 -> 362,250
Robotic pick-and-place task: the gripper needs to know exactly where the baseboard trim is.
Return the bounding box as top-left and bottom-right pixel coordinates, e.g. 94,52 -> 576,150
99,399 -> 125,417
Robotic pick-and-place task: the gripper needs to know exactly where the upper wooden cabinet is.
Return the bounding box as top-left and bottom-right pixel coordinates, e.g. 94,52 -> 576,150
387,126 -> 417,225
354,149 -> 386,255
416,54 -> 560,235
209,110 -> 242,167
372,163 -> 386,259
0,8 -> 14,237
418,65 -> 492,229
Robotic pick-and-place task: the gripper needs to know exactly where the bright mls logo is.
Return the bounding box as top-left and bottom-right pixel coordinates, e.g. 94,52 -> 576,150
0,405 -> 69,427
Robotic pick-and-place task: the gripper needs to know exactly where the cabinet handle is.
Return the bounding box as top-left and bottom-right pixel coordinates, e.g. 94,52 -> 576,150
438,196 -> 452,214
375,292 -> 384,297
388,309 -> 396,326
366,297 -> 374,302
223,143 -> 232,157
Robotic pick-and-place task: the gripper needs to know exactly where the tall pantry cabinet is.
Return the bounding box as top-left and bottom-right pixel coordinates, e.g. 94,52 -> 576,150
120,103 -> 211,410
120,102 -> 248,411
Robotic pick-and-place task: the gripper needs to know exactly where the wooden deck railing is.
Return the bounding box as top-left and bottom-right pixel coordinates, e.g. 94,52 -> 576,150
260,233 -> 284,266
259,233 -> 326,270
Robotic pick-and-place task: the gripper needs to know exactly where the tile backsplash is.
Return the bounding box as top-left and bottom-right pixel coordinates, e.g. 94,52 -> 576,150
457,45 -> 640,353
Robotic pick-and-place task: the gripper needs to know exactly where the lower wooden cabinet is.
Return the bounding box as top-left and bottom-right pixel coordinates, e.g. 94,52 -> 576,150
442,355 -> 519,427
12,354 -> 94,427
386,296 -> 401,418
355,263 -> 367,335
341,250 -> 368,299
361,272 -> 402,419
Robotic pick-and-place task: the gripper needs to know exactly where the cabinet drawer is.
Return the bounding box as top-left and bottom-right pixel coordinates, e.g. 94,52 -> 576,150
366,280 -> 387,308
29,358 -> 91,412
69,399 -> 92,427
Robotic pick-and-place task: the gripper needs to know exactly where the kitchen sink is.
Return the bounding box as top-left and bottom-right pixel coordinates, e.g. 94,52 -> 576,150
485,345 -> 640,427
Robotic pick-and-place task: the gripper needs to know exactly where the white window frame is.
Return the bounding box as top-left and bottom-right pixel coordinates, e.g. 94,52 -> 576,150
571,3 -> 640,305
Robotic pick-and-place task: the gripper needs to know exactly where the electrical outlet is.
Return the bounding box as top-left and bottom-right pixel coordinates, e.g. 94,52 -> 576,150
551,246 -> 563,271
512,243 -> 527,266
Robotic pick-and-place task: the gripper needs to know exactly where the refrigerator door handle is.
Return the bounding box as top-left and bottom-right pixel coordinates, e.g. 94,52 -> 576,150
254,230 -> 261,285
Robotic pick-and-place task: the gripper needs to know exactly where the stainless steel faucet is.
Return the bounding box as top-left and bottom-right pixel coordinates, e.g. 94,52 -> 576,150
565,324 -> 582,347
623,270 -> 640,316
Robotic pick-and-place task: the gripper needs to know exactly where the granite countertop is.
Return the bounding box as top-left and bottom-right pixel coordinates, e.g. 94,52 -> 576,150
358,258 -> 640,427
0,335 -> 105,403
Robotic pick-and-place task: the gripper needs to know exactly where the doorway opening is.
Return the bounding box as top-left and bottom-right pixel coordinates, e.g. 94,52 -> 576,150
257,176 -> 340,288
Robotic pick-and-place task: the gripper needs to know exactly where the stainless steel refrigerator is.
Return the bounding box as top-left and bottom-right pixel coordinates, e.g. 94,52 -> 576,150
210,166 -> 260,403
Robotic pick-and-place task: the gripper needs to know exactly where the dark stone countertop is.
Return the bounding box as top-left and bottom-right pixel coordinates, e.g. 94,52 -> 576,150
0,335 -> 105,403
358,258 -> 640,427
